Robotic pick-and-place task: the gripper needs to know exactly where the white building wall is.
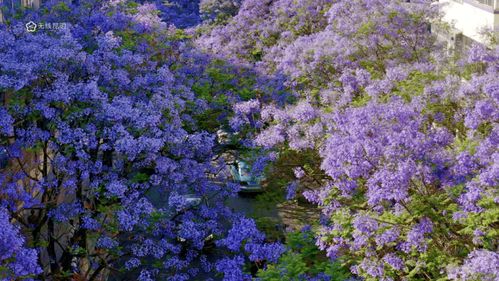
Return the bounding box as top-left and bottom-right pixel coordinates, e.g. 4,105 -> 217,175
440,0 -> 499,45
21,0 -> 40,9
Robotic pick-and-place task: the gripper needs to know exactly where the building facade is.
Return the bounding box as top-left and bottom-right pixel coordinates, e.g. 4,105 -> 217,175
437,0 -> 499,52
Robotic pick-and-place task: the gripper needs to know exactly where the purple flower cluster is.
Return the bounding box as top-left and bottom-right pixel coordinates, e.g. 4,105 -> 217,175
448,250 -> 499,281
0,1 -> 285,280
0,208 -> 42,279
215,256 -> 252,281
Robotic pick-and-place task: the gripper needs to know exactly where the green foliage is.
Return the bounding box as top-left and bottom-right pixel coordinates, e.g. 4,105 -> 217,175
257,229 -> 352,281
461,63 -> 487,80
351,93 -> 371,108
394,71 -> 440,101
130,172 -> 150,183
258,253 -> 309,281
459,196 -> 499,249
117,30 -> 139,51
126,1 -> 140,14
190,59 -> 259,132
251,48 -> 263,61
51,2 -> 71,13
168,29 -> 192,41
70,246 -> 87,256
254,216 -> 285,242
357,21 -> 375,36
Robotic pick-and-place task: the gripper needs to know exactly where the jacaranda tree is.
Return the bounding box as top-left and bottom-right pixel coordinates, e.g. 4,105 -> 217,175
197,0 -> 498,280
0,1 -> 283,280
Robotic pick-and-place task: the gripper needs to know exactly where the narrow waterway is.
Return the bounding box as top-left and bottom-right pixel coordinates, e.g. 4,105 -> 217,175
109,159 -> 319,280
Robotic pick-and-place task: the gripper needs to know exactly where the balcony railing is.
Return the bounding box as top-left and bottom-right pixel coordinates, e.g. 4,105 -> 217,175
475,0 -> 494,7
475,0 -> 494,6
473,0 -> 499,9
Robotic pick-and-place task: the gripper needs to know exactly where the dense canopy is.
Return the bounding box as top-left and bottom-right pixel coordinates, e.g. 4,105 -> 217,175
0,0 -> 497,281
